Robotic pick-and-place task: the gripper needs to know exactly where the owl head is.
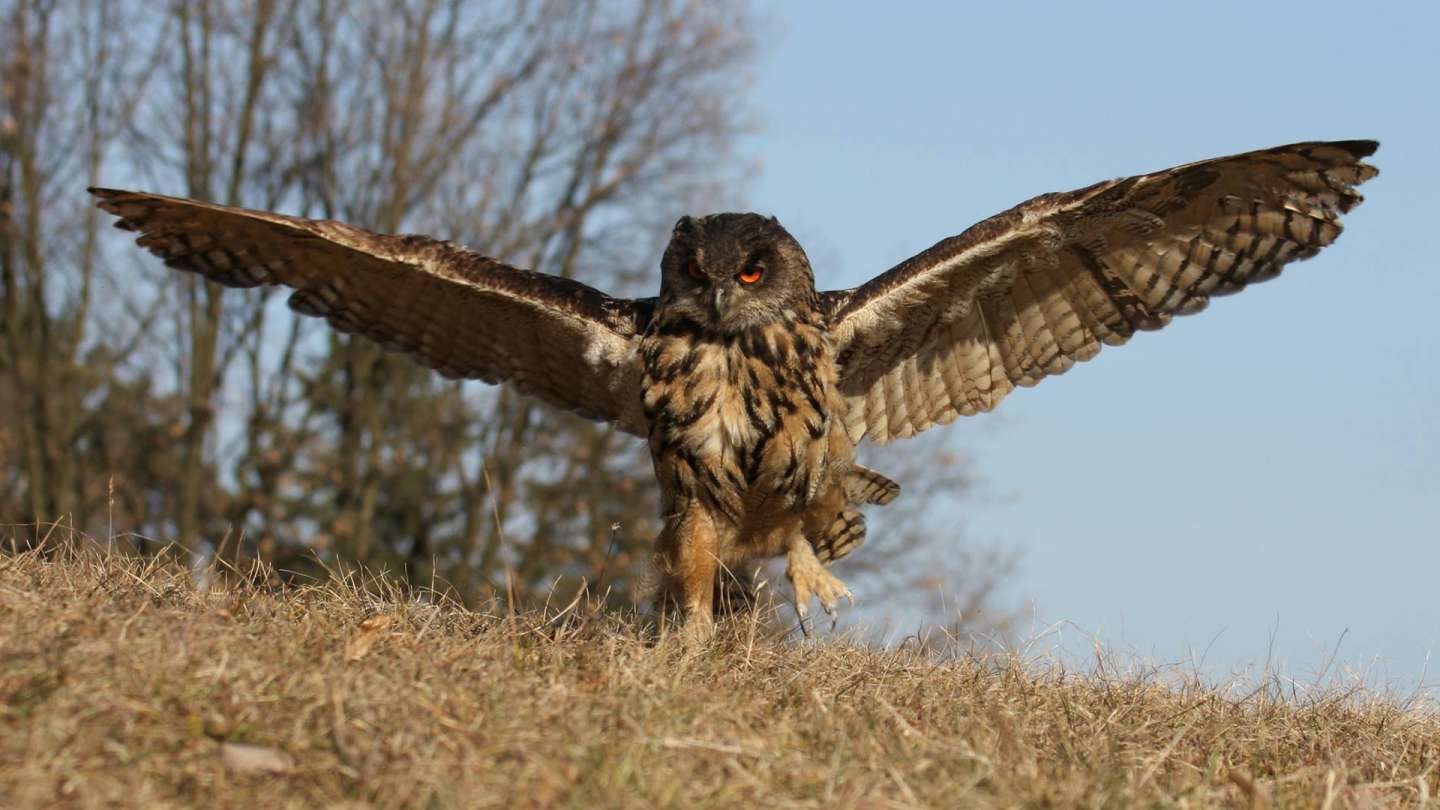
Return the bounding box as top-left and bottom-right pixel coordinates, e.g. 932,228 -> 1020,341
658,213 -> 817,334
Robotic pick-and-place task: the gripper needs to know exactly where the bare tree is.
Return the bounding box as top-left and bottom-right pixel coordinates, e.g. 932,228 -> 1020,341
92,0 -> 757,603
0,0 -> 158,543
1,0 -> 1014,638
129,0 -> 299,550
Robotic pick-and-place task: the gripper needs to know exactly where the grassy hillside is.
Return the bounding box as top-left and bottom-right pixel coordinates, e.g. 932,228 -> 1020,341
2,545 -> 1436,809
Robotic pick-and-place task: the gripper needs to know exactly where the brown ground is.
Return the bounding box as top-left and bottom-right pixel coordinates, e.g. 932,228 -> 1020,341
2,543 -> 1436,809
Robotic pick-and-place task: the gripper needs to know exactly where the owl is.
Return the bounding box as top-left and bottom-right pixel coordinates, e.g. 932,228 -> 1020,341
92,139 -> 1378,640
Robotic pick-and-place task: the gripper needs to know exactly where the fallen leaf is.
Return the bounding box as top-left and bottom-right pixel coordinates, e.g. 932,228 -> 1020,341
344,614 -> 395,661
221,742 -> 293,775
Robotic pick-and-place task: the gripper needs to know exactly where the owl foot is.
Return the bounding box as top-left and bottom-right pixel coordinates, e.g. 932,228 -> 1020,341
678,609 -> 716,647
786,540 -> 853,637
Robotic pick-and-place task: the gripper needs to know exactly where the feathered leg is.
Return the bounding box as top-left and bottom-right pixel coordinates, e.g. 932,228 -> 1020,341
655,502 -> 718,644
788,485 -> 854,635
785,535 -> 853,636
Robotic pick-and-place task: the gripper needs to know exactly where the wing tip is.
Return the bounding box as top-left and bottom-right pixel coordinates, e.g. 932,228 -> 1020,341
87,186 -> 138,205
1317,139 -> 1381,183
87,186 -> 158,226
1331,139 -> 1379,158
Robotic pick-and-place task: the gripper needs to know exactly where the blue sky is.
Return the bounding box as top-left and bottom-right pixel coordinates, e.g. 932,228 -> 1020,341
744,2 -> 1439,685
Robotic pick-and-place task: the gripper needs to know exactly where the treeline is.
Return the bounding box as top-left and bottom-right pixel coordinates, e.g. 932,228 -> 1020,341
1,0 -> 1009,630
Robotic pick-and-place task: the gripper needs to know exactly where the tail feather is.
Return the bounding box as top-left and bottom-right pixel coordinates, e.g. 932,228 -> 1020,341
812,506 -> 867,564
810,465 -> 900,564
844,464 -> 899,505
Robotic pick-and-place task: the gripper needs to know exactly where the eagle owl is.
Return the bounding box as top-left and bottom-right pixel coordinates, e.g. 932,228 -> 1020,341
92,139 -> 1379,640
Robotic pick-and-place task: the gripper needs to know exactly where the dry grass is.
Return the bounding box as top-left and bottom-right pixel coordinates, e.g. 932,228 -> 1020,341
2,543 -> 1437,809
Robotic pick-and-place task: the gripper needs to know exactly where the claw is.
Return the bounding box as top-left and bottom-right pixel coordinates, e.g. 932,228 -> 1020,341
786,540 -> 855,637
794,600 -> 813,638
821,587 -> 853,631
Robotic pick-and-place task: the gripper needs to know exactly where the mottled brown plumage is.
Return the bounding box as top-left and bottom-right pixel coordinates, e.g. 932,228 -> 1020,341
823,139 -> 1380,444
637,213 -> 858,636
90,138 -> 1379,640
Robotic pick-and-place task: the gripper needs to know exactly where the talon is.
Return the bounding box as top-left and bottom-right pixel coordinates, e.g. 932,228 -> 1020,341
787,537 -> 853,637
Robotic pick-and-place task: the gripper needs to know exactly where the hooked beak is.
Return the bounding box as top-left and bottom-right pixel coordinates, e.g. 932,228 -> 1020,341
712,285 -> 730,319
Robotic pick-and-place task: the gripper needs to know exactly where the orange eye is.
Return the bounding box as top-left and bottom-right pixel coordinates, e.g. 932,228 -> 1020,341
737,264 -> 764,285
686,261 -> 705,281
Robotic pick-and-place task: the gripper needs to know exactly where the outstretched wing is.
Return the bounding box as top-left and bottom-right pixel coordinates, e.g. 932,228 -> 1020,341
822,140 -> 1378,445
91,188 -> 655,435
